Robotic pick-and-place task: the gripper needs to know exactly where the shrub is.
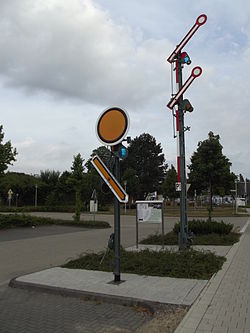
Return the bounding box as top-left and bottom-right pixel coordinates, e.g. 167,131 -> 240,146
0,214 -> 110,229
63,247 -> 226,280
173,219 -> 233,235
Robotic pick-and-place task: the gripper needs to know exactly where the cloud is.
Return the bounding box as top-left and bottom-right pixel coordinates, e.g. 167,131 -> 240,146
1,0 -> 250,179
14,137 -> 35,149
0,0 -> 172,108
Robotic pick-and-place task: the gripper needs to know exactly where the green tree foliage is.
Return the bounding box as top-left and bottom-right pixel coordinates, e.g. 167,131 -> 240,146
45,171 -> 75,206
0,125 -> 17,175
0,172 -> 47,206
162,165 -> 178,203
86,146 -> 114,207
40,170 -> 60,188
188,132 -> 235,211
122,167 -> 140,208
69,154 -> 85,222
85,146 -> 112,173
122,133 -> 167,198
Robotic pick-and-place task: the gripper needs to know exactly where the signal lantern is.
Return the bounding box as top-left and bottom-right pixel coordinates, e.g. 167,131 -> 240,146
112,144 -> 128,159
118,144 -> 128,159
182,99 -> 194,112
101,181 -> 110,194
181,52 -> 191,65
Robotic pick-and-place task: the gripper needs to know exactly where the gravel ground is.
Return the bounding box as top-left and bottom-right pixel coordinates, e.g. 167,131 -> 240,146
136,304 -> 189,333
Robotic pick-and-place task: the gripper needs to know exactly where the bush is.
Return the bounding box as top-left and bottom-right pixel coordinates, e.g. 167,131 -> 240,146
63,247 -> 226,280
173,219 -> 233,235
0,206 -> 76,213
140,230 -> 239,246
0,214 -> 110,229
0,204 -> 111,213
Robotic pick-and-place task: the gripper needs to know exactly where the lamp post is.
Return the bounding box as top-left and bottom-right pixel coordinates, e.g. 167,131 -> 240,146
235,179 -> 238,215
35,184 -> 38,208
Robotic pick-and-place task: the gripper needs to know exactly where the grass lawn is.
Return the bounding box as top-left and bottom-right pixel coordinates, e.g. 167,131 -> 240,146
63,247 -> 226,280
0,214 -> 110,229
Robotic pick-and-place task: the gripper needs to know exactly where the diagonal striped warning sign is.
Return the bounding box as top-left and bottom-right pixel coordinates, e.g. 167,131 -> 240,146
91,155 -> 128,203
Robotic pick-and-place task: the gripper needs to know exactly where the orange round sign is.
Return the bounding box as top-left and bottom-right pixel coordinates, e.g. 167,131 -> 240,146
96,107 -> 129,146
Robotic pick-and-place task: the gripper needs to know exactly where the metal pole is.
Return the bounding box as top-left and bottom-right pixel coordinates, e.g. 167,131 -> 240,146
136,203 -> 139,249
235,180 -> 238,215
161,202 -> 165,249
177,52 -> 188,249
124,181 -> 127,214
35,184 -> 38,208
114,149 -> 121,282
245,179 -> 247,205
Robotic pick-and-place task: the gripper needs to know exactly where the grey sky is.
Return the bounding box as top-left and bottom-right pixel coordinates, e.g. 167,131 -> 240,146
0,0 -> 249,179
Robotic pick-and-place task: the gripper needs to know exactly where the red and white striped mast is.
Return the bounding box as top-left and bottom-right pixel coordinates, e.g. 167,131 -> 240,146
167,14 -> 207,248
175,60 -> 181,185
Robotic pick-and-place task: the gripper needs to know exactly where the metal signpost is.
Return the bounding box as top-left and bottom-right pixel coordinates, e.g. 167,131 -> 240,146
167,14 -> 207,249
90,189 -> 98,222
8,189 -> 13,207
93,106 -> 129,282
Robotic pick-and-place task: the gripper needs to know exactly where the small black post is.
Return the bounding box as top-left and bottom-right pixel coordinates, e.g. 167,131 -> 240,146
113,146 -> 121,282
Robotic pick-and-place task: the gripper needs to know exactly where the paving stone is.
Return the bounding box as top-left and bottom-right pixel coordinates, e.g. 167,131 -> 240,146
175,221 -> 250,333
0,286 -> 151,333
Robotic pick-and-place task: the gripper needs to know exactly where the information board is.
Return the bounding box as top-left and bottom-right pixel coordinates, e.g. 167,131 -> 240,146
136,200 -> 163,223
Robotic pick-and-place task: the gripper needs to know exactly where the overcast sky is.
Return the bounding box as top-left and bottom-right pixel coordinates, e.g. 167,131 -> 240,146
1,0 -> 249,179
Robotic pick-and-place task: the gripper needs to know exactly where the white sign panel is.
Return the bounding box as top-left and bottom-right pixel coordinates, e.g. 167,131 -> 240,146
237,198 -> 246,207
176,182 -> 181,192
90,200 -> 98,212
136,201 -> 163,223
8,189 -> 13,200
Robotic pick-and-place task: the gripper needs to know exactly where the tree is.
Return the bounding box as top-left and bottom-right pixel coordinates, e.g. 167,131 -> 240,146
0,172 -> 47,206
122,133 -> 167,198
121,167 -> 140,208
85,146 -> 112,173
40,170 -> 60,188
69,154 -> 85,222
0,125 -> 17,175
162,165 -> 178,204
85,146 -> 114,207
45,171 -> 75,206
188,132 -> 235,212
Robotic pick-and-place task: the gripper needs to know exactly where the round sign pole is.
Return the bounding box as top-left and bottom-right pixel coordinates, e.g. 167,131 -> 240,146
113,145 -> 121,282
96,107 -> 130,283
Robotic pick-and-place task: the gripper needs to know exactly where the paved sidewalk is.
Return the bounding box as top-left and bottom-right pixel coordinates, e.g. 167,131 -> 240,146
0,284 -> 150,333
10,267 -> 207,307
175,220 -> 250,333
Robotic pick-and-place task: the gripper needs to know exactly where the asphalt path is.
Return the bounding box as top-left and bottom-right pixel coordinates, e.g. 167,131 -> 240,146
0,213 -> 248,284
0,213 -> 248,333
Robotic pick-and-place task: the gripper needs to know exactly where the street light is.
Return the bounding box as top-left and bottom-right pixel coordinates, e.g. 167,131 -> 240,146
35,184 -> 38,208
235,178 -> 238,215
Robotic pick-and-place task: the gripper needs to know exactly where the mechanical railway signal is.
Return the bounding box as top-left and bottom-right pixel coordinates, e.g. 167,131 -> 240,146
167,14 -> 207,249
